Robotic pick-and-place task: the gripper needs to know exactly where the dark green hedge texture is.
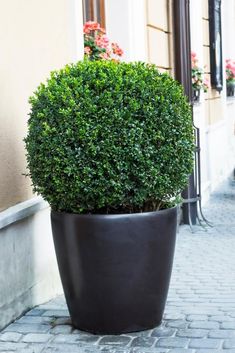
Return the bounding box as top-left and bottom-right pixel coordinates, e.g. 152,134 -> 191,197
25,61 -> 194,213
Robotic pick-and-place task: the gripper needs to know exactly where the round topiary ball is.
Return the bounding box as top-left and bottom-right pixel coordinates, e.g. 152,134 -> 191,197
25,60 -> 194,214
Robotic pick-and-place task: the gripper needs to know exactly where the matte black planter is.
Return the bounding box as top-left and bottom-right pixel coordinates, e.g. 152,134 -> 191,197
51,207 -> 177,334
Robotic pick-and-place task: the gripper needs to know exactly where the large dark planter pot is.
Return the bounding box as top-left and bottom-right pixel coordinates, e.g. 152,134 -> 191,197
51,207 -> 177,334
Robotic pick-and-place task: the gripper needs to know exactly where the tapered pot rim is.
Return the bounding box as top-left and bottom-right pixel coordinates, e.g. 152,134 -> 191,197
51,205 -> 178,219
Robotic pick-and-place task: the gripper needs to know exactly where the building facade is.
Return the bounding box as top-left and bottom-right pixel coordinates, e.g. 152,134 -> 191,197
0,0 -> 234,329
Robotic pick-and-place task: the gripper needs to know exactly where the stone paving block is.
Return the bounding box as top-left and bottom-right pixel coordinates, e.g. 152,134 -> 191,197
21,333 -> 53,343
209,315 -> 234,322
184,309 -> 223,316
16,316 -> 53,325
194,350 -> 225,353
99,335 -> 132,347
50,325 -> 73,334
163,314 -> 185,320
25,309 -> 45,317
169,348 -> 194,353
126,329 -> 153,337
42,310 -> 70,318
176,329 -> 208,338
0,332 -> 22,342
3,324 -> 51,334
53,333 -> 100,344
223,339 -> 235,349
131,349 -> 169,353
188,321 -> 219,329
166,320 -> 188,329
208,329 -> 235,338
212,298 -> 235,303
130,336 -> 156,348
221,321 -> 235,329
176,289 -> 195,294
180,298 -> 207,303
100,348 -> 132,353
155,337 -> 189,348
189,338 -> 222,349
43,344 -> 100,353
52,317 -> 71,326
101,349 -> 131,353
151,327 -> 176,337
17,344 -> 45,353
0,342 -> 28,351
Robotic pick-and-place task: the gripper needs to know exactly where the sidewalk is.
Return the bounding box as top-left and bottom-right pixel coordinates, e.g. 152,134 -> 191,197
1,179 -> 235,353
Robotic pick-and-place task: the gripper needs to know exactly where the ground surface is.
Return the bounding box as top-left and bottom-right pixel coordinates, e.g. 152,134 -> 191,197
1,179 -> 235,353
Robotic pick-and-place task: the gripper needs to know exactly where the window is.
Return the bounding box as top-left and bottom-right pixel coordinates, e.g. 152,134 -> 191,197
209,0 -> 223,92
83,0 -> 106,28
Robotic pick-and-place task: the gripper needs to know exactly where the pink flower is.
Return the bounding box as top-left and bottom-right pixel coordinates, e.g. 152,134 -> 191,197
191,51 -> 199,67
226,59 -> 235,81
83,21 -> 123,62
99,52 -> 110,60
203,78 -> 210,88
84,46 -> 91,55
83,21 -> 105,34
111,43 -> 124,57
95,35 -> 109,49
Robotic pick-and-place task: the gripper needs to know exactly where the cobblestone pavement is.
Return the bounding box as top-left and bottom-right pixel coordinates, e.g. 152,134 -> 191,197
1,179 -> 235,353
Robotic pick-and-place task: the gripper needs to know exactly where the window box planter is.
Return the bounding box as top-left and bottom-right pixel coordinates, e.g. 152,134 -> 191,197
226,81 -> 235,97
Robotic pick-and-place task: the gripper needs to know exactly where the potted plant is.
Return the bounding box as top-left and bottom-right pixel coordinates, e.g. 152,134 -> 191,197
191,52 -> 209,103
25,60 -> 194,334
226,59 -> 235,97
83,21 -> 123,61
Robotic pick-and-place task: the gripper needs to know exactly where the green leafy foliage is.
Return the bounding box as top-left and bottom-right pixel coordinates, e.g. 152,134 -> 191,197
25,61 -> 194,214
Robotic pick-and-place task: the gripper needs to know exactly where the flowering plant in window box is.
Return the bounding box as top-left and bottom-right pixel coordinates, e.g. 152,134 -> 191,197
191,52 -> 209,103
226,59 -> 235,97
83,21 -> 123,61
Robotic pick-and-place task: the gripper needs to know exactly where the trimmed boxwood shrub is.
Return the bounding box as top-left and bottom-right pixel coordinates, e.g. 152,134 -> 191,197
25,60 -> 194,214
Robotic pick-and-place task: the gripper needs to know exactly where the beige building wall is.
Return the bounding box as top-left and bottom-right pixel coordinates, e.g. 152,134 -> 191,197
0,0 -> 83,211
146,0 -> 172,73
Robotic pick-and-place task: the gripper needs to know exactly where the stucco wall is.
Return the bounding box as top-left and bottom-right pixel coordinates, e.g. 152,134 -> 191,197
0,0 -> 83,211
0,204 -> 62,330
